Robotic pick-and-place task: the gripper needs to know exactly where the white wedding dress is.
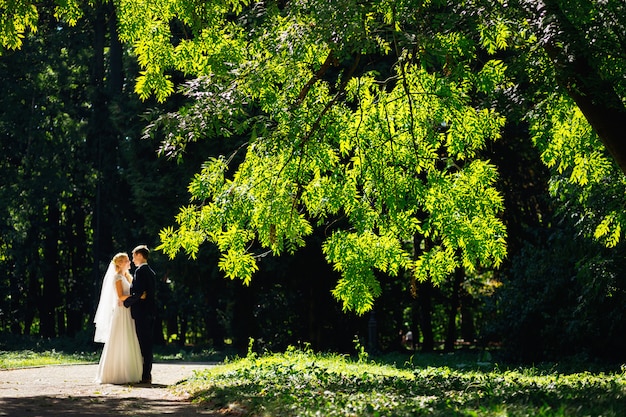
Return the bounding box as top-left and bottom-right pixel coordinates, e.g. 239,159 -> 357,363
94,272 -> 143,384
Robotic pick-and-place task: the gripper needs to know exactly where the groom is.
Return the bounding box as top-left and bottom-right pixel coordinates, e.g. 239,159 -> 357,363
124,244 -> 156,384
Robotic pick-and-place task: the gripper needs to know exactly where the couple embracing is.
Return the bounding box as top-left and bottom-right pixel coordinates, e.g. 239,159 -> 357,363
93,245 -> 156,385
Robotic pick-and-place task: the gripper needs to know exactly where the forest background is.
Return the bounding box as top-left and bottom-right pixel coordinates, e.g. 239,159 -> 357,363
2,0 -> 626,364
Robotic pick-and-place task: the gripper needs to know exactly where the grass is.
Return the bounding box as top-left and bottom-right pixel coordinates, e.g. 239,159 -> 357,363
0,348 -> 223,369
0,349 -> 96,369
172,344 -> 626,417
0,334 -> 225,369
3,336 -> 626,416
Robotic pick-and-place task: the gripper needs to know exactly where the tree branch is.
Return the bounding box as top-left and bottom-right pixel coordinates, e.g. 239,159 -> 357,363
294,50 -> 337,106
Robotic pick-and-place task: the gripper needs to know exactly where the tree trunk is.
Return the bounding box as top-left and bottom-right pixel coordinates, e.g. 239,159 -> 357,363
9,255 -> 23,334
460,287 -> 475,343
416,280 -> 434,352
523,0 -> 626,175
232,284 -> 255,352
89,1 -> 119,279
108,5 -> 123,97
66,207 -> 89,336
413,234 -> 434,351
179,317 -> 188,346
25,227 -> 40,335
204,286 -> 226,349
444,266 -> 463,352
559,60 -> 626,174
89,2 -> 107,301
40,203 -> 61,338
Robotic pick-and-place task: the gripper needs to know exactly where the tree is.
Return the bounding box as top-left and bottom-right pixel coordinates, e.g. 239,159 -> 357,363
0,5 -> 94,335
0,0 -> 165,337
2,0 -> 508,316
5,0 -> 625,341
139,2 -> 509,315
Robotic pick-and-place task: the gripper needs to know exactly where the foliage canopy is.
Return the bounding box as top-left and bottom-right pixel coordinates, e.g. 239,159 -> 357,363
143,1 -> 510,314
7,0 -> 626,316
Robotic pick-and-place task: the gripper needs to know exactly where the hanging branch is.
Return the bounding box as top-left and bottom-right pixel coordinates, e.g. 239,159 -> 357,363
294,50 -> 338,106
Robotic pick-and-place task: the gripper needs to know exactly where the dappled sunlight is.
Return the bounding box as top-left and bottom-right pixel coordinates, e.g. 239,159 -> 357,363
174,349 -> 626,417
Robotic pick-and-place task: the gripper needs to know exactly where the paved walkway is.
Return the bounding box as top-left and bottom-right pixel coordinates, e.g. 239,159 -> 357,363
0,363 -> 218,416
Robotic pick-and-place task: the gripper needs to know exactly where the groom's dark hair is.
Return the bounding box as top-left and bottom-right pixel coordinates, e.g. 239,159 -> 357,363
133,245 -> 150,259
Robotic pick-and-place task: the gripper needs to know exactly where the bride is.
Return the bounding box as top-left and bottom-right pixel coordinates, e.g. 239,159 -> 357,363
93,252 -> 143,384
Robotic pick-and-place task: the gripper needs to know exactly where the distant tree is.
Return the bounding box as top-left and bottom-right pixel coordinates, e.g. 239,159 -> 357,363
0,6 -> 93,335
0,1 -> 163,337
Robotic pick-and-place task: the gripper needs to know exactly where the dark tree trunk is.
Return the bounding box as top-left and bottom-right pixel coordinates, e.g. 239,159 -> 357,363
522,0 -> 626,174
413,234 -> 435,352
25,230 -> 40,335
232,284 -> 255,352
179,317 -> 188,346
66,208 -> 89,336
460,288 -> 475,343
9,255 -> 23,334
40,203 -> 61,338
205,293 -> 226,349
416,280 -> 434,352
558,59 -> 626,174
444,266 -> 463,352
89,1 -> 121,265
90,2 -> 107,297
107,6 -> 123,97
57,310 -> 66,336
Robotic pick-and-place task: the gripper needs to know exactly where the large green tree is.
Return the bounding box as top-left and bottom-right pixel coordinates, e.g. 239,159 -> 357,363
4,0 -> 625,332
143,1 -> 509,314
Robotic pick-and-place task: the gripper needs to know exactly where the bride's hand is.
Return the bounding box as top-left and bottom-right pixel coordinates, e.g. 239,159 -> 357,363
140,291 -> 147,300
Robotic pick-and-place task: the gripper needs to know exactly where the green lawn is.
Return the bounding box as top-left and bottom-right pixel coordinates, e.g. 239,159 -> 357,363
173,347 -> 626,417
0,347 -> 222,369
0,334 -> 223,369
0,349 -> 96,369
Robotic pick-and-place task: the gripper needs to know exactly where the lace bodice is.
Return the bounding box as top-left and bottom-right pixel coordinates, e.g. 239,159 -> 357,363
114,273 -> 131,296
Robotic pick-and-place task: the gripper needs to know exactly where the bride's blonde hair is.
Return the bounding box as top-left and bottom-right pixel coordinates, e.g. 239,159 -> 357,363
112,252 -> 132,281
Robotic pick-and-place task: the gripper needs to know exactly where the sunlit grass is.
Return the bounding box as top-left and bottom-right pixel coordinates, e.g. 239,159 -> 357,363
0,347 -> 223,369
0,350 -> 96,369
0,334 -> 226,369
173,345 -> 626,417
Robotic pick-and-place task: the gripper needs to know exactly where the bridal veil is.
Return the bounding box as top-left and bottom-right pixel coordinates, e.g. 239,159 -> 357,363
93,261 -> 118,343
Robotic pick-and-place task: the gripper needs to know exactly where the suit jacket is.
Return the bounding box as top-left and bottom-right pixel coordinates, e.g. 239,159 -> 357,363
124,263 -> 156,319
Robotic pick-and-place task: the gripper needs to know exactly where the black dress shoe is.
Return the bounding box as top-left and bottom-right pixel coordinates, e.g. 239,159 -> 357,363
139,378 -> 151,384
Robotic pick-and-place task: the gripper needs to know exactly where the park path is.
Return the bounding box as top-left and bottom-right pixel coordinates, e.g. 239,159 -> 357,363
0,363 -> 219,416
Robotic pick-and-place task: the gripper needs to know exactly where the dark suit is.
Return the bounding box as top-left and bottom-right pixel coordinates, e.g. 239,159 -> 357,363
124,263 -> 156,382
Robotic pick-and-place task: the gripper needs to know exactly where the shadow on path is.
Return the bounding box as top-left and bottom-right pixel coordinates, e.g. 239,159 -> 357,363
0,394 -> 219,416
0,363 -> 218,416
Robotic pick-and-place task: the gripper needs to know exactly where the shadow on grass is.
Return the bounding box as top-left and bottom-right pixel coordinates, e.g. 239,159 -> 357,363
184,362 -> 626,417
189,383 -> 626,417
377,349 -> 626,375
